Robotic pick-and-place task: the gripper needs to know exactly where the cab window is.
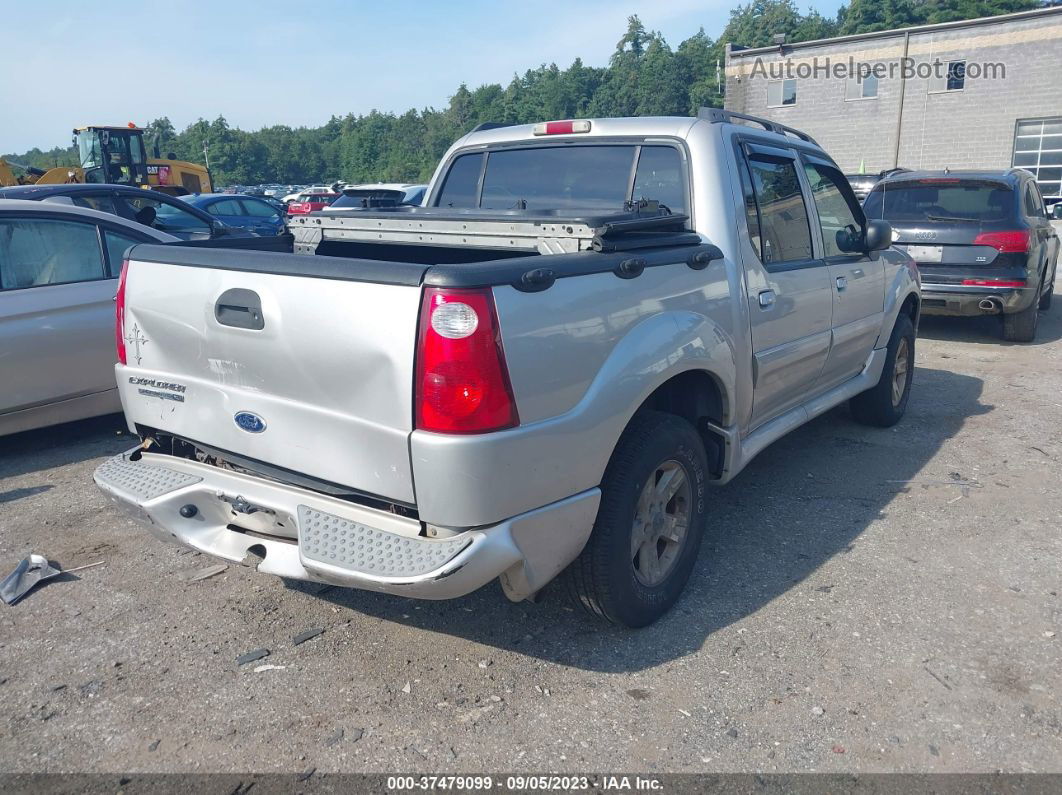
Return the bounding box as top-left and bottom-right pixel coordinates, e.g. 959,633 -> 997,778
435,153 -> 483,208
0,218 -> 106,289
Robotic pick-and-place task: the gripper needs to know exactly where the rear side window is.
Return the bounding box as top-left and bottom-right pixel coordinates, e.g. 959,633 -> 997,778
240,199 -> 279,217
864,180 -> 1015,222
743,157 -> 814,264
437,145 -> 686,213
1024,184 -> 1045,218
0,218 -> 106,289
207,199 -> 244,215
102,229 -> 144,276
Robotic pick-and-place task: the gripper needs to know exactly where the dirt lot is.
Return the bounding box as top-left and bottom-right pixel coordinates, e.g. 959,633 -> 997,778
1,294 -> 1060,775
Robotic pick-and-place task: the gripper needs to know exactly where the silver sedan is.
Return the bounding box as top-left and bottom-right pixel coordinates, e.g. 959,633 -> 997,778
0,199 -> 177,435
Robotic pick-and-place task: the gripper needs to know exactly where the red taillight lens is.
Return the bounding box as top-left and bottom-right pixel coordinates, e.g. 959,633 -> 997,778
415,287 -> 518,434
532,120 -> 592,136
973,230 -> 1030,253
115,259 -> 129,365
962,278 -> 1026,287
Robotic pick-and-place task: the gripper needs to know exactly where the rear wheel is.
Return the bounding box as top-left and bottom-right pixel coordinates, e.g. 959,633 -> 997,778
850,313 -> 915,427
1003,293 -> 1040,342
564,411 -> 707,628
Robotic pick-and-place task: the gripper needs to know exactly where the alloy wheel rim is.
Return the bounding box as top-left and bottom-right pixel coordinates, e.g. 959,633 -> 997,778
892,337 -> 910,406
631,460 -> 691,587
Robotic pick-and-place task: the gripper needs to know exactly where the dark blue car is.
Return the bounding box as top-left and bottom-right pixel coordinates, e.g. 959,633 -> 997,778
181,193 -> 287,237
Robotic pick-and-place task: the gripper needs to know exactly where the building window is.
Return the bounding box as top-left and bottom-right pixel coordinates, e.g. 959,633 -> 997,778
767,79 -> 797,108
1013,117 -> 1062,203
946,60 -> 966,91
845,73 -> 878,101
930,59 -> 966,93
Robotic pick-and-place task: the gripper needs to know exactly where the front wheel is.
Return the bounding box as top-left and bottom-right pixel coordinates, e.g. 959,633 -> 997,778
564,411 -> 707,628
850,313 -> 915,427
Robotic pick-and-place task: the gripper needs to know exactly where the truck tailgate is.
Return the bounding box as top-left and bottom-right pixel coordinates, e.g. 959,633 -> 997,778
117,246 -> 426,505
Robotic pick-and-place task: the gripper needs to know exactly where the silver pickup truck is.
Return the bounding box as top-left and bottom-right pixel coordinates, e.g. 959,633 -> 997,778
94,110 -> 920,627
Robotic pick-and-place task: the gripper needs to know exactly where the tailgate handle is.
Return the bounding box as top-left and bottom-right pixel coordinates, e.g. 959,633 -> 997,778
215,288 -> 265,330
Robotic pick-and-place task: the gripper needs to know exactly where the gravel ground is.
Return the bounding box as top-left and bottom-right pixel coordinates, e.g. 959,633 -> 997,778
1,293 -> 1060,775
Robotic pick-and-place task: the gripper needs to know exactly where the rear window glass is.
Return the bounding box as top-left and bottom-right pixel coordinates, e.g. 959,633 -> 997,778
864,180 -> 1015,222
436,154 -> 483,208
435,145 -> 686,214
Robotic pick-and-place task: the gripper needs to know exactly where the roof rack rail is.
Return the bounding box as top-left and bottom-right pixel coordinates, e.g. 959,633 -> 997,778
697,108 -> 818,146
470,121 -> 516,133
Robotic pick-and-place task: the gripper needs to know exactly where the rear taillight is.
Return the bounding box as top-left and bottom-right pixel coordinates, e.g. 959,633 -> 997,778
973,230 -> 1030,253
962,278 -> 1027,287
115,259 -> 129,365
415,287 -> 518,434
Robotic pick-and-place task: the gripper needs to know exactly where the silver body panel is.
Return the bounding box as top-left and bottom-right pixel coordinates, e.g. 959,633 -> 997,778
98,117 -> 919,600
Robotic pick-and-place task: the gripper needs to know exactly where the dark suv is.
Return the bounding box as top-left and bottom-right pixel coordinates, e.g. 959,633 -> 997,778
864,170 -> 1059,341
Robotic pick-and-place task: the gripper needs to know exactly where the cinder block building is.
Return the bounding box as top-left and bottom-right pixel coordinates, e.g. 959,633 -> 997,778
724,6 -> 1062,203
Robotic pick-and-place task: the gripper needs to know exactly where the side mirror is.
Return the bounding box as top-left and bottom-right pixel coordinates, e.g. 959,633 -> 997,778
864,219 -> 892,252
211,220 -> 230,236
1052,204 -> 1062,220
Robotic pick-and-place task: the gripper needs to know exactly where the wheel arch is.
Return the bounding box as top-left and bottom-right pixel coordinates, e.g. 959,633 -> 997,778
635,369 -> 730,477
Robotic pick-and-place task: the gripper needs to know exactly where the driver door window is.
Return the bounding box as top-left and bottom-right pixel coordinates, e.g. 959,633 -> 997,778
118,195 -> 211,236
802,158 -> 885,389
802,162 -> 864,257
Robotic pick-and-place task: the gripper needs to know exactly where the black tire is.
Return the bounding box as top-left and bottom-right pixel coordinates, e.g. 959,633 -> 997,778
564,410 -> 707,628
850,313 -> 915,427
1038,280 -> 1053,311
1002,295 -> 1039,342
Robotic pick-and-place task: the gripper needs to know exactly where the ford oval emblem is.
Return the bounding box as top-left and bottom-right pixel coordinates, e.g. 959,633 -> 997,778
234,411 -> 266,433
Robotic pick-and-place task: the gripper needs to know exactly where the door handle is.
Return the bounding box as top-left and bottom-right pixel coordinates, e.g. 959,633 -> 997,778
835,276 -> 848,291
215,288 -> 265,330
758,290 -> 776,308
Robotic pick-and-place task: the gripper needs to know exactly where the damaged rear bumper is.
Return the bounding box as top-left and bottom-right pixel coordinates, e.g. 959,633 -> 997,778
93,449 -> 598,601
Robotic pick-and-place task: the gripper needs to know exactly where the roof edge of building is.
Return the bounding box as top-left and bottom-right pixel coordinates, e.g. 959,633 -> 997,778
726,5 -> 1062,59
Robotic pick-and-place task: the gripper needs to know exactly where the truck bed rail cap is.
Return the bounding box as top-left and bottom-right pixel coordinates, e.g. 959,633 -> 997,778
126,243 -> 428,287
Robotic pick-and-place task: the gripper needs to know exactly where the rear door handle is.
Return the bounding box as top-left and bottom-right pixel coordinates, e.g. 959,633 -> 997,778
835,276 -> 848,291
758,290 -> 776,308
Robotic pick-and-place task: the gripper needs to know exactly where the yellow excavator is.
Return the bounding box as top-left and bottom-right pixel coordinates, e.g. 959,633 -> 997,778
0,123 -> 212,195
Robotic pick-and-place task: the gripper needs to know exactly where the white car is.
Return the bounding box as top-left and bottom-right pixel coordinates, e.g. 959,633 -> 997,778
281,186 -> 333,204
0,200 -> 178,435
323,183 -> 427,210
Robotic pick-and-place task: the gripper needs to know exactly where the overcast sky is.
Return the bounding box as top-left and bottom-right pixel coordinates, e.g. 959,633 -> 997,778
3,0 -> 844,154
